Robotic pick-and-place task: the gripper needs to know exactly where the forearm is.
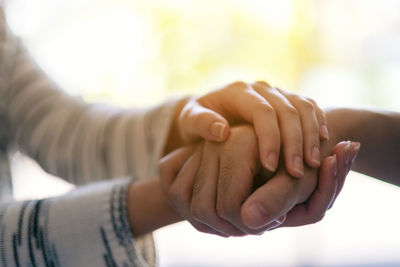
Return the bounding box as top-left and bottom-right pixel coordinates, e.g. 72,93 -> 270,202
325,108 -> 400,186
127,178 -> 183,237
269,107 -> 400,207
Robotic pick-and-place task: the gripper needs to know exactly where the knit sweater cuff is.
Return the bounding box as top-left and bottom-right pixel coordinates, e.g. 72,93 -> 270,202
0,178 -> 155,267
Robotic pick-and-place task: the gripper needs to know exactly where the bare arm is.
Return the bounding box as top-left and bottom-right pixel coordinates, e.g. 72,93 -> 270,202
127,178 -> 182,237
326,108 -> 400,186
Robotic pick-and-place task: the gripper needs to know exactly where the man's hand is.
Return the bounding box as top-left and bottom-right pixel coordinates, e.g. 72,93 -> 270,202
160,125 -> 359,236
241,141 -> 360,230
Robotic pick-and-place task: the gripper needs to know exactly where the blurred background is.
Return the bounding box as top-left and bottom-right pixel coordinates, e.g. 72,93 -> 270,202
5,0 -> 400,266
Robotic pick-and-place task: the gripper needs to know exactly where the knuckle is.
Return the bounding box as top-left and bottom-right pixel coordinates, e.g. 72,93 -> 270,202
230,81 -> 248,90
282,105 -> 299,117
255,80 -> 272,88
306,97 -> 317,106
254,103 -> 275,118
300,99 -> 315,112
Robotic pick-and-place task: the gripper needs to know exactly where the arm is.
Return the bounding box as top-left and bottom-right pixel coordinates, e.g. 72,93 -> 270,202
5,36 -> 181,182
5,36 -> 329,184
0,178 -> 158,266
325,108 -> 400,186
127,178 -> 182,237
240,107 -> 400,229
1,16 -> 177,266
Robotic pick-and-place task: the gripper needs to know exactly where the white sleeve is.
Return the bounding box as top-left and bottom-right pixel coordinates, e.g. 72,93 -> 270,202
0,9 -> 183,267
4,37 -> 180,182
0,178 -> 156,267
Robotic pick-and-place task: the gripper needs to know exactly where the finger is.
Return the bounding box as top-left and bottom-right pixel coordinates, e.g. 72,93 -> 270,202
241,170 -> 299,229
336,142 -> 361,196
188,218 -> 230,238
179,101 -> 230,143
279,91 -> 321,168
190,142 -> 244,236
253,82 -> 304,178
276,88 -> 329,141
307,97 -> 329,140
198,81 -> 282,172
223,82 -> 282,172
159,146 -> 196,192
279,155 -> 338,227
167,146 -> 202,218
167,146 -> 226,236
328,141 -> 361,209
262,215 -> 287,232
215,146 -> 257,234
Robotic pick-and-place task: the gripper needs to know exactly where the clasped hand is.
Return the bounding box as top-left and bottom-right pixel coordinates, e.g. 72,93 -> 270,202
160,81 -> 360,237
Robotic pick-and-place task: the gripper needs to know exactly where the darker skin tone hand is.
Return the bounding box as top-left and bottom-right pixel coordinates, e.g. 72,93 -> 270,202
160,125 -> 360,236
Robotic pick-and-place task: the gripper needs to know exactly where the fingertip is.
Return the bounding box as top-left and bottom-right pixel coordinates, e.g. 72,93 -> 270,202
308,145 -> 321,168
275,214 -> 287,224
209,121 -> 227,141
330,154 -> 338,177
320,124 -> 330,140
241,202 -> 271,230
263,151 -> 278,172
289,155 -> 304,178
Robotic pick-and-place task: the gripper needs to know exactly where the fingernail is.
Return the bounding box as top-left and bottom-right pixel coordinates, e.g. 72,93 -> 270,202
331,154 -> 337,177
275,214 -> 287,224
265,152 -> 278,172
321,124 -> 329,140
351,142 -> 361,163
354,142 -> 361,152
244,203 -> 270,229
210,122 -> 226,140
293,156 -> 304,177
344,141 -> 351,165
265,221 -> 282,232
311,146 -> 320,166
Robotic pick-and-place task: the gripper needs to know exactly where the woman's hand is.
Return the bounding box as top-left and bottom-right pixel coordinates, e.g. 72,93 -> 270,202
177,81 -> 329,177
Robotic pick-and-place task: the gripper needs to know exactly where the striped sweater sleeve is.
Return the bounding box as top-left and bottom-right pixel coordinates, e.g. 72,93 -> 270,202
6,40 -> 179,183
0,9 -> 183,267
0,178 -> 155,267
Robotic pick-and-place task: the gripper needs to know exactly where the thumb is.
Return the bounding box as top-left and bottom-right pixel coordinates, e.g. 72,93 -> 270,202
179,102 -> 230,143
241,171 -> 298,229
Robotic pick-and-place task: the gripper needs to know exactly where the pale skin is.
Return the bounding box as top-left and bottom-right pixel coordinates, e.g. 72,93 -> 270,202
166,81 -> 330,177
124,80 -> 343,238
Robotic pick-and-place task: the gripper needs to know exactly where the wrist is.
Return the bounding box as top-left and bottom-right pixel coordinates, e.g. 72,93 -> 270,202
127,178 -> 183,238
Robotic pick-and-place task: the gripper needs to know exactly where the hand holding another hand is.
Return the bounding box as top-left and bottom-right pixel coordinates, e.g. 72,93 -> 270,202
160,125 -> 360,237
176,81 -> 329,177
